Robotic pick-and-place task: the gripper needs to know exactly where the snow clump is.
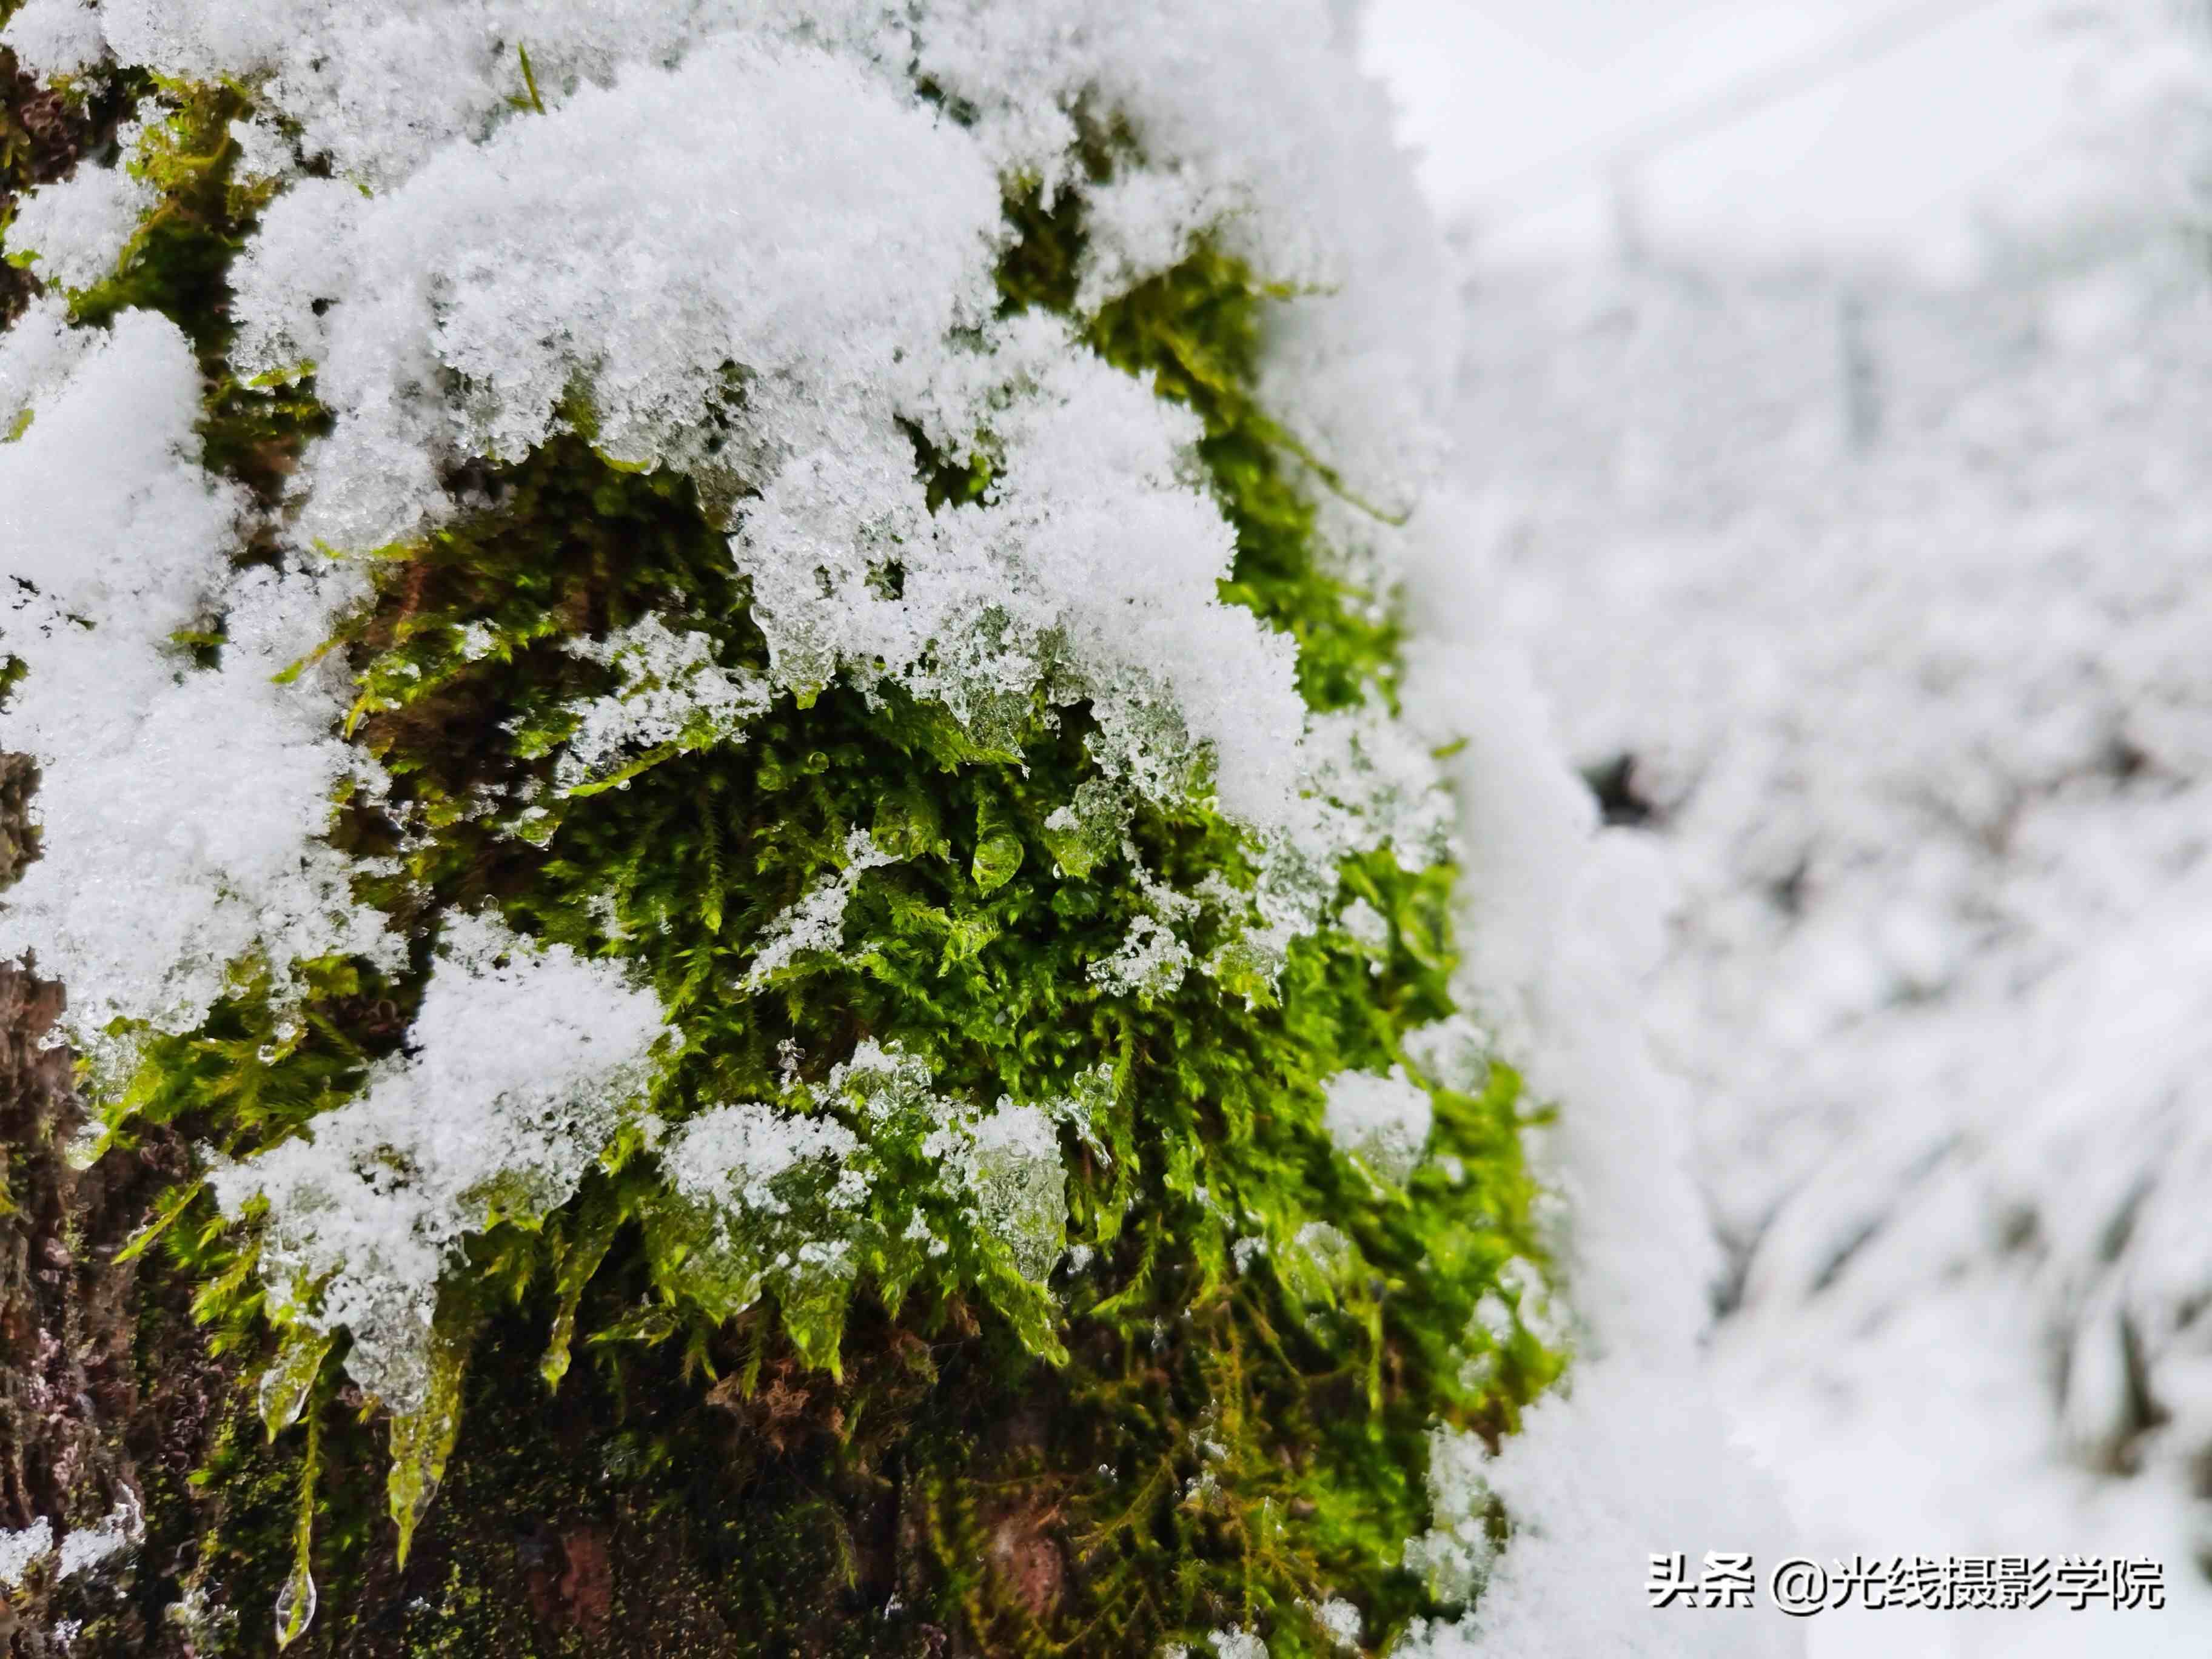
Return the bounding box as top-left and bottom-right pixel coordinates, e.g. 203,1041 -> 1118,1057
0,306 -> 395,1051
1321,1064 -> 1432,1185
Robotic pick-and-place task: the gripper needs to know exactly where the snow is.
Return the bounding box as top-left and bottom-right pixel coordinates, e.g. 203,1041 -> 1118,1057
56,1496 -> 141,1581
1391,484 -> 1806,1655
0,1520 -> 52,1590
1388,4 -> 2212,1642
2,0 -> 102,78
739,312 -> 1310,831
236,37 -> 1000,551
1453,213 -> 2212,1649
4,153 -> 155,294
1399,1366 -> 1800,1658
0,307 -> 395,1051
1320,1065 -> 1432,1185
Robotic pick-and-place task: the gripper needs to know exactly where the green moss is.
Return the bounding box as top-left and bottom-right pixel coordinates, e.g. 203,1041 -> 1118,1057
49,59 -> 1567,1658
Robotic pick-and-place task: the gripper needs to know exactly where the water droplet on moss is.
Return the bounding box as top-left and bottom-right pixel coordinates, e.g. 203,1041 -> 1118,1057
973,828 -> 1024,891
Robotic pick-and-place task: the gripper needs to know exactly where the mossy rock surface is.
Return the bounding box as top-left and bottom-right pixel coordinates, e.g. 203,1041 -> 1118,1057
0,40 -> 1563,1659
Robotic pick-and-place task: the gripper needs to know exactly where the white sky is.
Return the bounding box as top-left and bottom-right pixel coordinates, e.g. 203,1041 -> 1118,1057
1361,0 -> 2090,275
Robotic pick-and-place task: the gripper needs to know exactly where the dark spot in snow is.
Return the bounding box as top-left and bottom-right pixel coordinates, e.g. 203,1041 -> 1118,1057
2106,734 -> 2151,782
1582,752 -> 1659,829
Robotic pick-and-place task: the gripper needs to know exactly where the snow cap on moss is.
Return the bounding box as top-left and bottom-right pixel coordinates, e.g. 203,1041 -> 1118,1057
664,1102 -> 860,1219
238,35 -> 1000,552
920,0 -> 1456,504
554,615 -> 774,794
0,1520 -> 53,1590
8,0 -> 1448,855
2,0 -> 104,77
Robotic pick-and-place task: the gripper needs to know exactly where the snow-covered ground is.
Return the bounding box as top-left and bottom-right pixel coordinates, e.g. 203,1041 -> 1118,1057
1452,237 -> 2212,1652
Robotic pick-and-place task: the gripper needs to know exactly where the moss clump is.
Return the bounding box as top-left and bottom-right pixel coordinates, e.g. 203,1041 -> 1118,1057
30,52 -> 1569,1659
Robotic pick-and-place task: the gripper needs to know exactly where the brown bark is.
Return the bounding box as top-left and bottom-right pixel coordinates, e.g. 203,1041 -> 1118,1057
0,734 -> 222,1654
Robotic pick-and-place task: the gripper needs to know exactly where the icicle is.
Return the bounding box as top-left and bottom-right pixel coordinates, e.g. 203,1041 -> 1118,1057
541,1193 -> 621,1392
259,1324 -> 335,1439
275,1409 -> 320,1649
274,1538 -> 317,1647
387,1307 -> 475,1566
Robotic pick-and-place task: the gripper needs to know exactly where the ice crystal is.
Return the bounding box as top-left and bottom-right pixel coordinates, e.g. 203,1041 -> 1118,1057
553,615 -> 774,794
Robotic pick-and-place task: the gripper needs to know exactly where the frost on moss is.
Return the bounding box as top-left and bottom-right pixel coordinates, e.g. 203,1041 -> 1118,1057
1,5 -> 1567,1654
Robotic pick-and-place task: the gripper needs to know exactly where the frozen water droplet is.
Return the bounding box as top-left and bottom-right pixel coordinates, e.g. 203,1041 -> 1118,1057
275,1560 -> 317,1649
62,1122 -> 104,1172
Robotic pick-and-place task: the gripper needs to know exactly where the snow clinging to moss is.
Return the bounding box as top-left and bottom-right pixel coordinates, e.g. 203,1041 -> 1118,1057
209,915 -> 666,1411
1322,1064 -> 1432,1186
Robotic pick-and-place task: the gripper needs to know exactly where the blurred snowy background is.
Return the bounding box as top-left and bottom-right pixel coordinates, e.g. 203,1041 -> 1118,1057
1366,1 -> 2212,1652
